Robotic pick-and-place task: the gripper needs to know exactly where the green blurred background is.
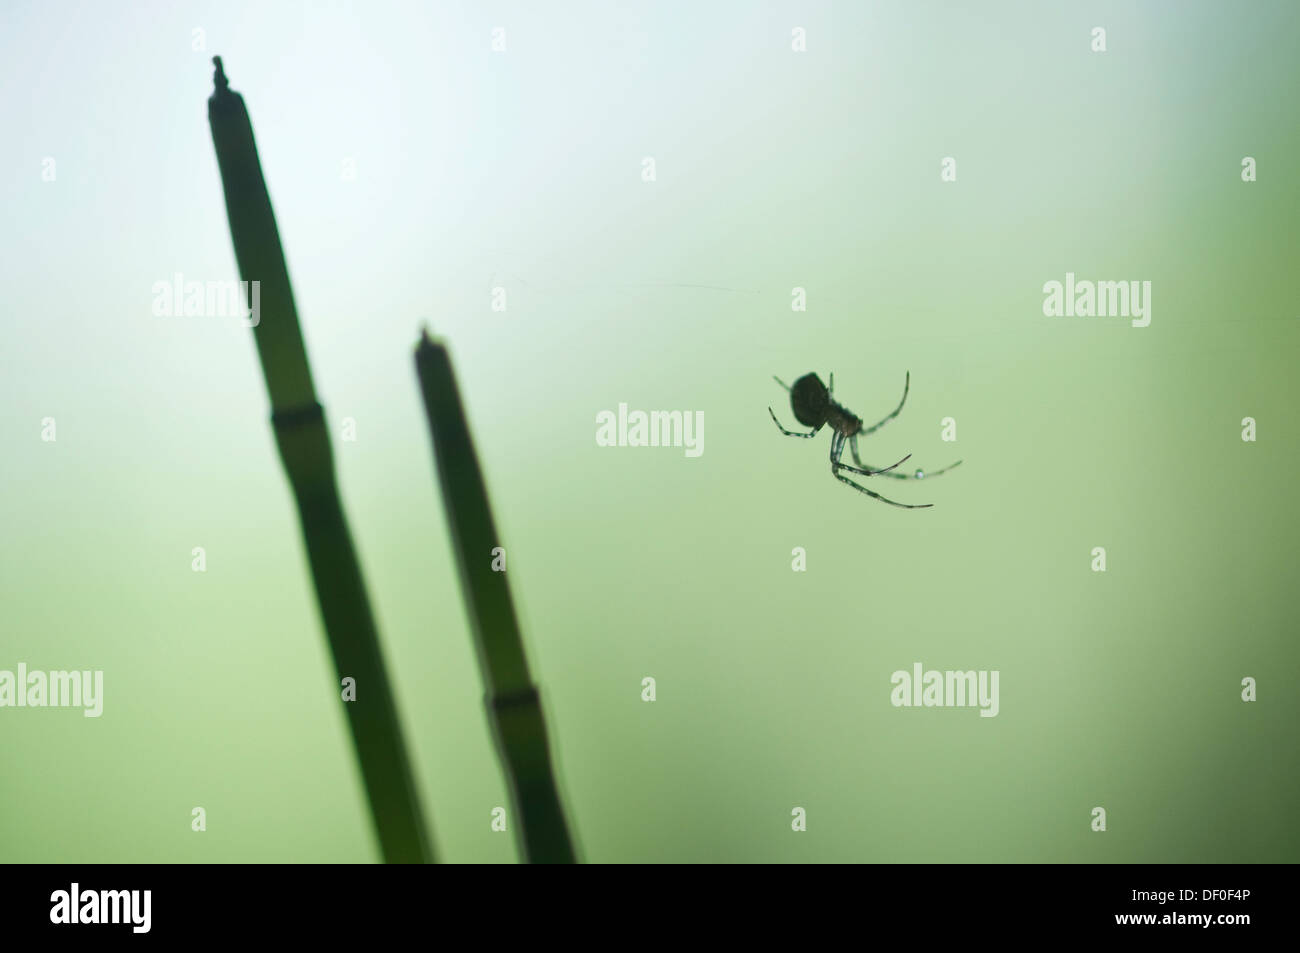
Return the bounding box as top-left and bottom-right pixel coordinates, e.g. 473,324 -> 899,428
2,0 -> 1296,862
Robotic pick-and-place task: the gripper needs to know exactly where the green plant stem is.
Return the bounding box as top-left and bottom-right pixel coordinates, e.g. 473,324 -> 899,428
208,56 -> 433,863
415,331 -> 577,864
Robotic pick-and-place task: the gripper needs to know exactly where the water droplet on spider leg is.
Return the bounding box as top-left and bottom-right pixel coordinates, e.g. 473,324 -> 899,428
914,469 -> 925,479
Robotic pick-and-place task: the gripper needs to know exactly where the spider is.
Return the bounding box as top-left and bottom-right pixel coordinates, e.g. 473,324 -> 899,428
768,372 -> 961,509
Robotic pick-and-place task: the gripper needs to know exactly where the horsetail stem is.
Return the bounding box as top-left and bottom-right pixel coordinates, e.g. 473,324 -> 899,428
208,56 -> 434,863
415,330 -> 577,864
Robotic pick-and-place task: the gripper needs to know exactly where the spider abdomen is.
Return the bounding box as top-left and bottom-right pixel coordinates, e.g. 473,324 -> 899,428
790,373 -> 831,427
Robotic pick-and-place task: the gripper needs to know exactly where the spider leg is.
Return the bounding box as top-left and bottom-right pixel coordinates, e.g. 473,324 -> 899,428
835,451 -> 911,478
831,431 -> 908,476
769,407 -> 819,437
833,470 -> 934,509
830,432 -> 933,506
772,375 -> 791,392
849,433 -> 963,480
849,434 -> 866,469
859,371 -> 910,437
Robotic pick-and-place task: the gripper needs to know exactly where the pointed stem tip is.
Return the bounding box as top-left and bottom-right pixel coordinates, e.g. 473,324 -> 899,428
418,326 -> 442,352
212,56 -> 228,91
